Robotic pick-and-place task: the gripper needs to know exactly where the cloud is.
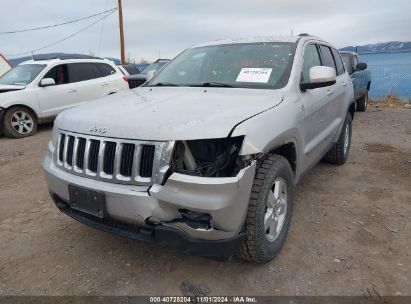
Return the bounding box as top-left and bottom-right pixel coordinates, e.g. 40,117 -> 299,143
1,0 -> 410,61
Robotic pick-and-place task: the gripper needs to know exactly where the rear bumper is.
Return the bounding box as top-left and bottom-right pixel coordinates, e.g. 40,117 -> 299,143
50,192 -> 246,258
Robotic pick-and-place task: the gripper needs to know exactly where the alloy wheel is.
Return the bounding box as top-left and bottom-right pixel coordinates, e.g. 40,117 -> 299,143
264,177 -> 288,242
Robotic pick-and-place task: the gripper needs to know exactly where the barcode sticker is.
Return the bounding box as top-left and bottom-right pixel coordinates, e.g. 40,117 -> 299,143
236,68 -> 273,83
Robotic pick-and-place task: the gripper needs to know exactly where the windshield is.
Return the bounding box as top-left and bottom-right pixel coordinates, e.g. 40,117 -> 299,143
0,64 -> 46,86
148,42 -> 295,89
142,61 -> 168,75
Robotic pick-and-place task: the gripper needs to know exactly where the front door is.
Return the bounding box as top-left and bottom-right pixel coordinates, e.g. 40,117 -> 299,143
36,64 -> 79,117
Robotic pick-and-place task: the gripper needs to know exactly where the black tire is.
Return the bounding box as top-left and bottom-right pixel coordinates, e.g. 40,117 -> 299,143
2,106 -> 38,138
356,92 -> 368,112
323,113 -> 352,165
236,155 -> 294,263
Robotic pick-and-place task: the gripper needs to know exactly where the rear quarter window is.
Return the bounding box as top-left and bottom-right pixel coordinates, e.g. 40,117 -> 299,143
94,63 -> 116,77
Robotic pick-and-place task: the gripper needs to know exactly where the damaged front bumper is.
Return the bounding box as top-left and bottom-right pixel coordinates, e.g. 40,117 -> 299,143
43,151 -> 256,257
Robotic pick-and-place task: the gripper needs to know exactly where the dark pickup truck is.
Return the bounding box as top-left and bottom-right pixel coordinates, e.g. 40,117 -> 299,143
127,59 -> 170,89
340,51 -> 372,111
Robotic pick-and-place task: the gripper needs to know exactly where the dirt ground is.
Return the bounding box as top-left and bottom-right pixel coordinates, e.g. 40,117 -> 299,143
0,107 -> 410,296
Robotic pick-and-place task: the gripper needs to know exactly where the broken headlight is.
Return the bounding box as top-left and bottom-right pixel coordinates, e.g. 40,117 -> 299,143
170,136 -> 245,177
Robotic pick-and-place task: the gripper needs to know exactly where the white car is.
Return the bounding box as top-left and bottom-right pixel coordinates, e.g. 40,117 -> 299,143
0,55 -> 129,138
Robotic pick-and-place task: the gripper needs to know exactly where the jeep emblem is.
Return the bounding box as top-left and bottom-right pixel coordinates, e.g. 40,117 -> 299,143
89,125 -> 107,134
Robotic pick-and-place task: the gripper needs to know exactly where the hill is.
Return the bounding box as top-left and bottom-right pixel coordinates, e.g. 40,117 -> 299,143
340,41 -> 411,53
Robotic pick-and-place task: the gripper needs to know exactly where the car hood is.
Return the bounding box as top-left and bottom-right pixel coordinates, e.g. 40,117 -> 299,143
55,87 -> 283,141
0,84 -> 26,93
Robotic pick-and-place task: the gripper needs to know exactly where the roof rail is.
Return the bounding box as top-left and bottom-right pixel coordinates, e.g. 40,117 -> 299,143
153,58 -> 171,63
32,54 -> 102,61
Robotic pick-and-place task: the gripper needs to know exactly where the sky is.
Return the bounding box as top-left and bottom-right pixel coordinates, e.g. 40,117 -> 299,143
1,0 -> 410,62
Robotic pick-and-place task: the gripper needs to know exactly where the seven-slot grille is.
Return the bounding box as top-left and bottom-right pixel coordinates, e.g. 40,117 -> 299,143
55,131 -> 169,186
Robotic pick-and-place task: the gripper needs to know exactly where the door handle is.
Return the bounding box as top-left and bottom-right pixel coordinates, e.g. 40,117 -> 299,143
101,83 -> 109,87
342,81 -> 347,86
68,89 -> 77,93
326,89 -> 334,95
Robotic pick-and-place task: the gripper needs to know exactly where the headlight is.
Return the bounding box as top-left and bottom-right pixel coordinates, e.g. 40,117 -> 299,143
170,136 -> 245,177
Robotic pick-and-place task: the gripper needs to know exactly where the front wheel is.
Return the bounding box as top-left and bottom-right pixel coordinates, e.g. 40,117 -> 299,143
2,106 -> 38,138
236,155 -> 294,263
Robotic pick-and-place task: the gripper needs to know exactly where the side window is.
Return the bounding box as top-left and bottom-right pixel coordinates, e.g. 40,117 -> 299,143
319,45 -> 337,73
94,63 -> 116,77
301,44 -> 322,83
331,48 -> 345,75
68,63 -> 97,83
43,64 -> 69,85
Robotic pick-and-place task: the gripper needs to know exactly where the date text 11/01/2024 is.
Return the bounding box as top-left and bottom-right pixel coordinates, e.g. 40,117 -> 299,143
149,296 -> 257,303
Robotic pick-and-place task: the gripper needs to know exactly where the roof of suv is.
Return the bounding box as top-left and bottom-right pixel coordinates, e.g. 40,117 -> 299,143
193,35 -> 319,48
20,57 -> 116,66
191,34 -> 344,52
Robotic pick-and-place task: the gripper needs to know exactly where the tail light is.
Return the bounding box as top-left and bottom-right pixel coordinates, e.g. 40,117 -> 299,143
123,76 -> 129,82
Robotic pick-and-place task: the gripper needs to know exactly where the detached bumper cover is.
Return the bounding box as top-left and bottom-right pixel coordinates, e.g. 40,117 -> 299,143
51,192 -> 246,258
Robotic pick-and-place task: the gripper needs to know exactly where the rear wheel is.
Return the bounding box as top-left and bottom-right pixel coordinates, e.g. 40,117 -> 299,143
323,113 -> 352,165
236,155 -> 294,263
2,106 -> 38,138
356,92 -> 368,112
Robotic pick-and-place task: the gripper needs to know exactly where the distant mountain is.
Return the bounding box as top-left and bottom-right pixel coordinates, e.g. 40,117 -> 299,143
7,53 -> 121,67
340,41 -> 411,53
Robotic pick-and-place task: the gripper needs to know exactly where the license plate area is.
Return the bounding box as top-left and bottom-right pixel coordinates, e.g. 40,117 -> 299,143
68,185 -> 106,218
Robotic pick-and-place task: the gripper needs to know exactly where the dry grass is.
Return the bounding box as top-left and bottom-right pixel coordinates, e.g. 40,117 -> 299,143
369,94 -> 410,108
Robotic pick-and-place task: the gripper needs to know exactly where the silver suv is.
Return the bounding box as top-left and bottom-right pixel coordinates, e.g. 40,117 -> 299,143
43,34 -> 354,263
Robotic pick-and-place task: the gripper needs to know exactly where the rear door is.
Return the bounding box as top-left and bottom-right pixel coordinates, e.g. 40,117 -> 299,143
317,45 -> 345,143
331,48 -> 352,123
92,62 -> 125,94
67,63 -> 103,104
36,64 -> 80,117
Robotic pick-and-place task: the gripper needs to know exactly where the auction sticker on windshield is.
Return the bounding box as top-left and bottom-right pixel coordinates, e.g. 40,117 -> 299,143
236,68 -> 272,83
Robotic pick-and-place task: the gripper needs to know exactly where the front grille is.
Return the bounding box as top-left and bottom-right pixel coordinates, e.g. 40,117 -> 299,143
120,143 -> 135,177
76,138 -> 86,169
66,136 -> 75,166
55,131 -> 173,186
140,145 -> 155,177
103,142 -> 116,175
88,140 -> 100,173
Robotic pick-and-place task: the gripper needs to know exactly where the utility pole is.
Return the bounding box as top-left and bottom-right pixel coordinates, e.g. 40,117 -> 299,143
118,0 -> 126,64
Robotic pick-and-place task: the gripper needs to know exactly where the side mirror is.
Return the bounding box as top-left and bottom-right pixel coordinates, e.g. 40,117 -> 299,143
40,78 -> 56,87
300,66 -> 336,91
356,62 -> 367,71
146,70 -> 157,82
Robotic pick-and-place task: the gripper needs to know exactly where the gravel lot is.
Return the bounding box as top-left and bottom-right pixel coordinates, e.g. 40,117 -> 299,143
0,107 -> 410,296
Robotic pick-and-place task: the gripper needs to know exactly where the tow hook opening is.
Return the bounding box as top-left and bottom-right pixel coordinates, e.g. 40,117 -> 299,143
178,209 -> 212,230
146,210 -> 213,230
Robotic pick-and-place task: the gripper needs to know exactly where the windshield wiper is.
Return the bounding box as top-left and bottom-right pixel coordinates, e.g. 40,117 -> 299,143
149,82 -> 178,87
191,82 -> 233,88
